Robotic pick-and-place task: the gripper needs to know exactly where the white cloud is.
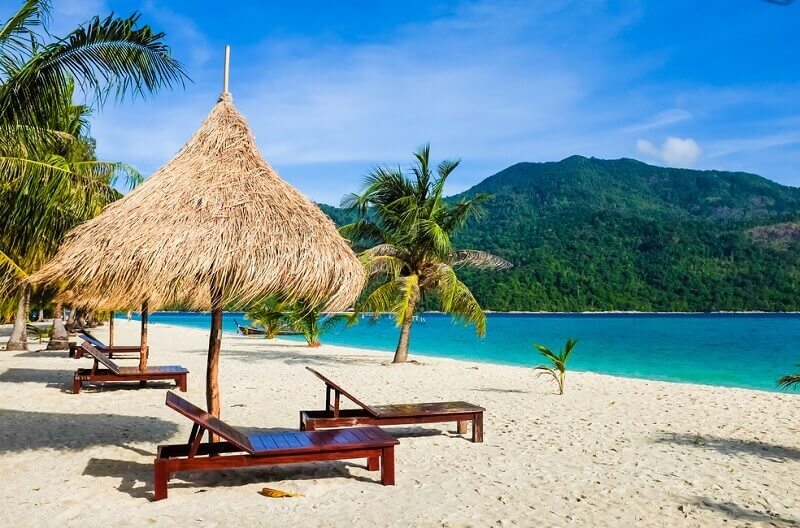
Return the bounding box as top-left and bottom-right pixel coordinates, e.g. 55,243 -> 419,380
636,137 -> 701,167
623,109 -> 692,133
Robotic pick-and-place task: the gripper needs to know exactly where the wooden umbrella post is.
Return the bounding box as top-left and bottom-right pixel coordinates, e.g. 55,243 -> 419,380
108,310 -> 115,345
207,282 -> 224,441
139,301 -> 149,371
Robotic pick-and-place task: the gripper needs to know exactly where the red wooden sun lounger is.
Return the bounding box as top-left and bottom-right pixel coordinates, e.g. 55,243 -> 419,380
72,343 -> 188,394
154,392 -> 399,500
299,367 -> 485,442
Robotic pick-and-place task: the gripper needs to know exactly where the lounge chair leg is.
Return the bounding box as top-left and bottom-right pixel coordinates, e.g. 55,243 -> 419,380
153,458 -> 169,501
72,377 -> 81,394
178,375 -> 187,392
472,412 -> 484,443
299,412 -> 306,431
380,447 -> 395,486
457,420 -> 468,435
367,456 -> 379,471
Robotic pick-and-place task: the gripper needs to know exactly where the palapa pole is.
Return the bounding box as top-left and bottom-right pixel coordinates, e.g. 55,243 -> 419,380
205,45 -> 231,433
139,301 -> 149,371
108,310 -> 115,345
222,45 -> 230,93
207,281 -> 223,440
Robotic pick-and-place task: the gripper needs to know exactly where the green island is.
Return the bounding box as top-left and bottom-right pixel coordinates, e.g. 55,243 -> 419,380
323,155 -> 800,312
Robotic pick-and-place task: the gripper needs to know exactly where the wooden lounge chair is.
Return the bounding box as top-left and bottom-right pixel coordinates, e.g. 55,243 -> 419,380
154,392 -> 399,500
72,343 -> 188,394
69,331 -> 141,359
299,367 -> 485,442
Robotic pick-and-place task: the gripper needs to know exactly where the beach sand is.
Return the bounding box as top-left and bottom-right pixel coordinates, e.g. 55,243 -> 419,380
1,319 -> 799,527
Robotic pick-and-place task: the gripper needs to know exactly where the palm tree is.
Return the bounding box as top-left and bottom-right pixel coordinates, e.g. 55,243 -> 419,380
1,85 -> 140,350
534,338 -> 578,395
0,0 -> 186,350
285,301 -> 345,347
340,144 -> 511,363
245,296 -> 291,339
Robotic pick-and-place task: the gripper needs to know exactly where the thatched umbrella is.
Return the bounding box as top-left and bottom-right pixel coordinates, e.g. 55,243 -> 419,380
32,49 -> 365,418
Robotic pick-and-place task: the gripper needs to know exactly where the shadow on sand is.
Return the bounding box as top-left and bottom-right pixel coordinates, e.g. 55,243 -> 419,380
84,456 -> 382,500
654,432 -> 800,462
691,496 -> 800,527
0,408 -> 178,453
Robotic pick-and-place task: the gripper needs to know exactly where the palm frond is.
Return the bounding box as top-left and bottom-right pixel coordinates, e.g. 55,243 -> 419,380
778,374 -> 800,389
0,11 -> 188,129
451,250 -> 512,270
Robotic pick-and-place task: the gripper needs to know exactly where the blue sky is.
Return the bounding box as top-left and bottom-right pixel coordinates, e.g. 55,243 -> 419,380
6,0 -> 799,204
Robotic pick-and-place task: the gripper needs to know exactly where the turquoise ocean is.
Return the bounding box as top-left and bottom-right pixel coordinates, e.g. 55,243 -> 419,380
129,312 -> 800,393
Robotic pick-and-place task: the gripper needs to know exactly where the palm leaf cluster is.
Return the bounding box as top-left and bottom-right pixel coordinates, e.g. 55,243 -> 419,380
534,338 -> 578,395
341,144 -> 511,362
0,0 -> 186,346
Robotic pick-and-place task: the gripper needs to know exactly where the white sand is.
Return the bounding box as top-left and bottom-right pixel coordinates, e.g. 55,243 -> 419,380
1,320 -> 800,527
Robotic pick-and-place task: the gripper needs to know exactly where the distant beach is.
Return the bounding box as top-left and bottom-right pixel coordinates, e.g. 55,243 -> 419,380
1,319 -> 799,527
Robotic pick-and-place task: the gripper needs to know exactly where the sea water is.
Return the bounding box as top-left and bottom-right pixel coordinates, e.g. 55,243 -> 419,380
128,311 -> 800,393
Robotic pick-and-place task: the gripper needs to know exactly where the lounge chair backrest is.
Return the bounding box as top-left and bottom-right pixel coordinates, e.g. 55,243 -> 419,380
79,331 -> 105,349
165,392 -> 255,454
305,367 -> 381,417
80,342 -> 120,375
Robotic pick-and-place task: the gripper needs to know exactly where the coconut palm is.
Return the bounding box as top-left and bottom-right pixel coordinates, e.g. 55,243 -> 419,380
534,338 -> 578,395
245,296 -> 291,339
1,85 -> 140,350
0,0 -> 186,349
285,301 -> 346,347
340,144 -> 511,363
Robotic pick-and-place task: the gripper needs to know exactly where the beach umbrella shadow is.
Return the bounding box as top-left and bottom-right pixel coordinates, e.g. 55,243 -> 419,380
0,408 -> 178,453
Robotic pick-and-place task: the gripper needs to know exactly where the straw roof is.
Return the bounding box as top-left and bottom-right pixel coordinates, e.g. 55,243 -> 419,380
32,92 -> 365,311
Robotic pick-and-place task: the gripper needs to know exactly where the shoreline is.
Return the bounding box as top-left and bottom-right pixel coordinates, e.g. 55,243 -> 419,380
128,318 -> 799,395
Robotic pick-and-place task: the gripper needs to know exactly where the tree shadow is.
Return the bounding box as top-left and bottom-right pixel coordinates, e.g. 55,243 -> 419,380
654,432 -> 800,462
0,368 -> 69,388
13,349 -> 70,358
84,457 -> 382,500
0,408 -> 178,453
691,496 -> 800,527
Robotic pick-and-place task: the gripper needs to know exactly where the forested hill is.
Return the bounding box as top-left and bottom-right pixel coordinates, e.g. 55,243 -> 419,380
321,156 -> 800,312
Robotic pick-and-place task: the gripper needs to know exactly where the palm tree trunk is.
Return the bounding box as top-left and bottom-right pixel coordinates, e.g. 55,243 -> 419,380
47,302 -> 69,350
393,297 -> 419,363
392,317 -> 412,363
65,306 -> 76,331
6,283 -> 30,351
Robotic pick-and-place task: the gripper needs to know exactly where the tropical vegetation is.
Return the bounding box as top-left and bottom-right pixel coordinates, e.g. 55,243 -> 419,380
323,155 -> 800,313
0,0 -> 186,349
340,144 -> 511,363
533,338 -> 578,395
245,297 -> 344,346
